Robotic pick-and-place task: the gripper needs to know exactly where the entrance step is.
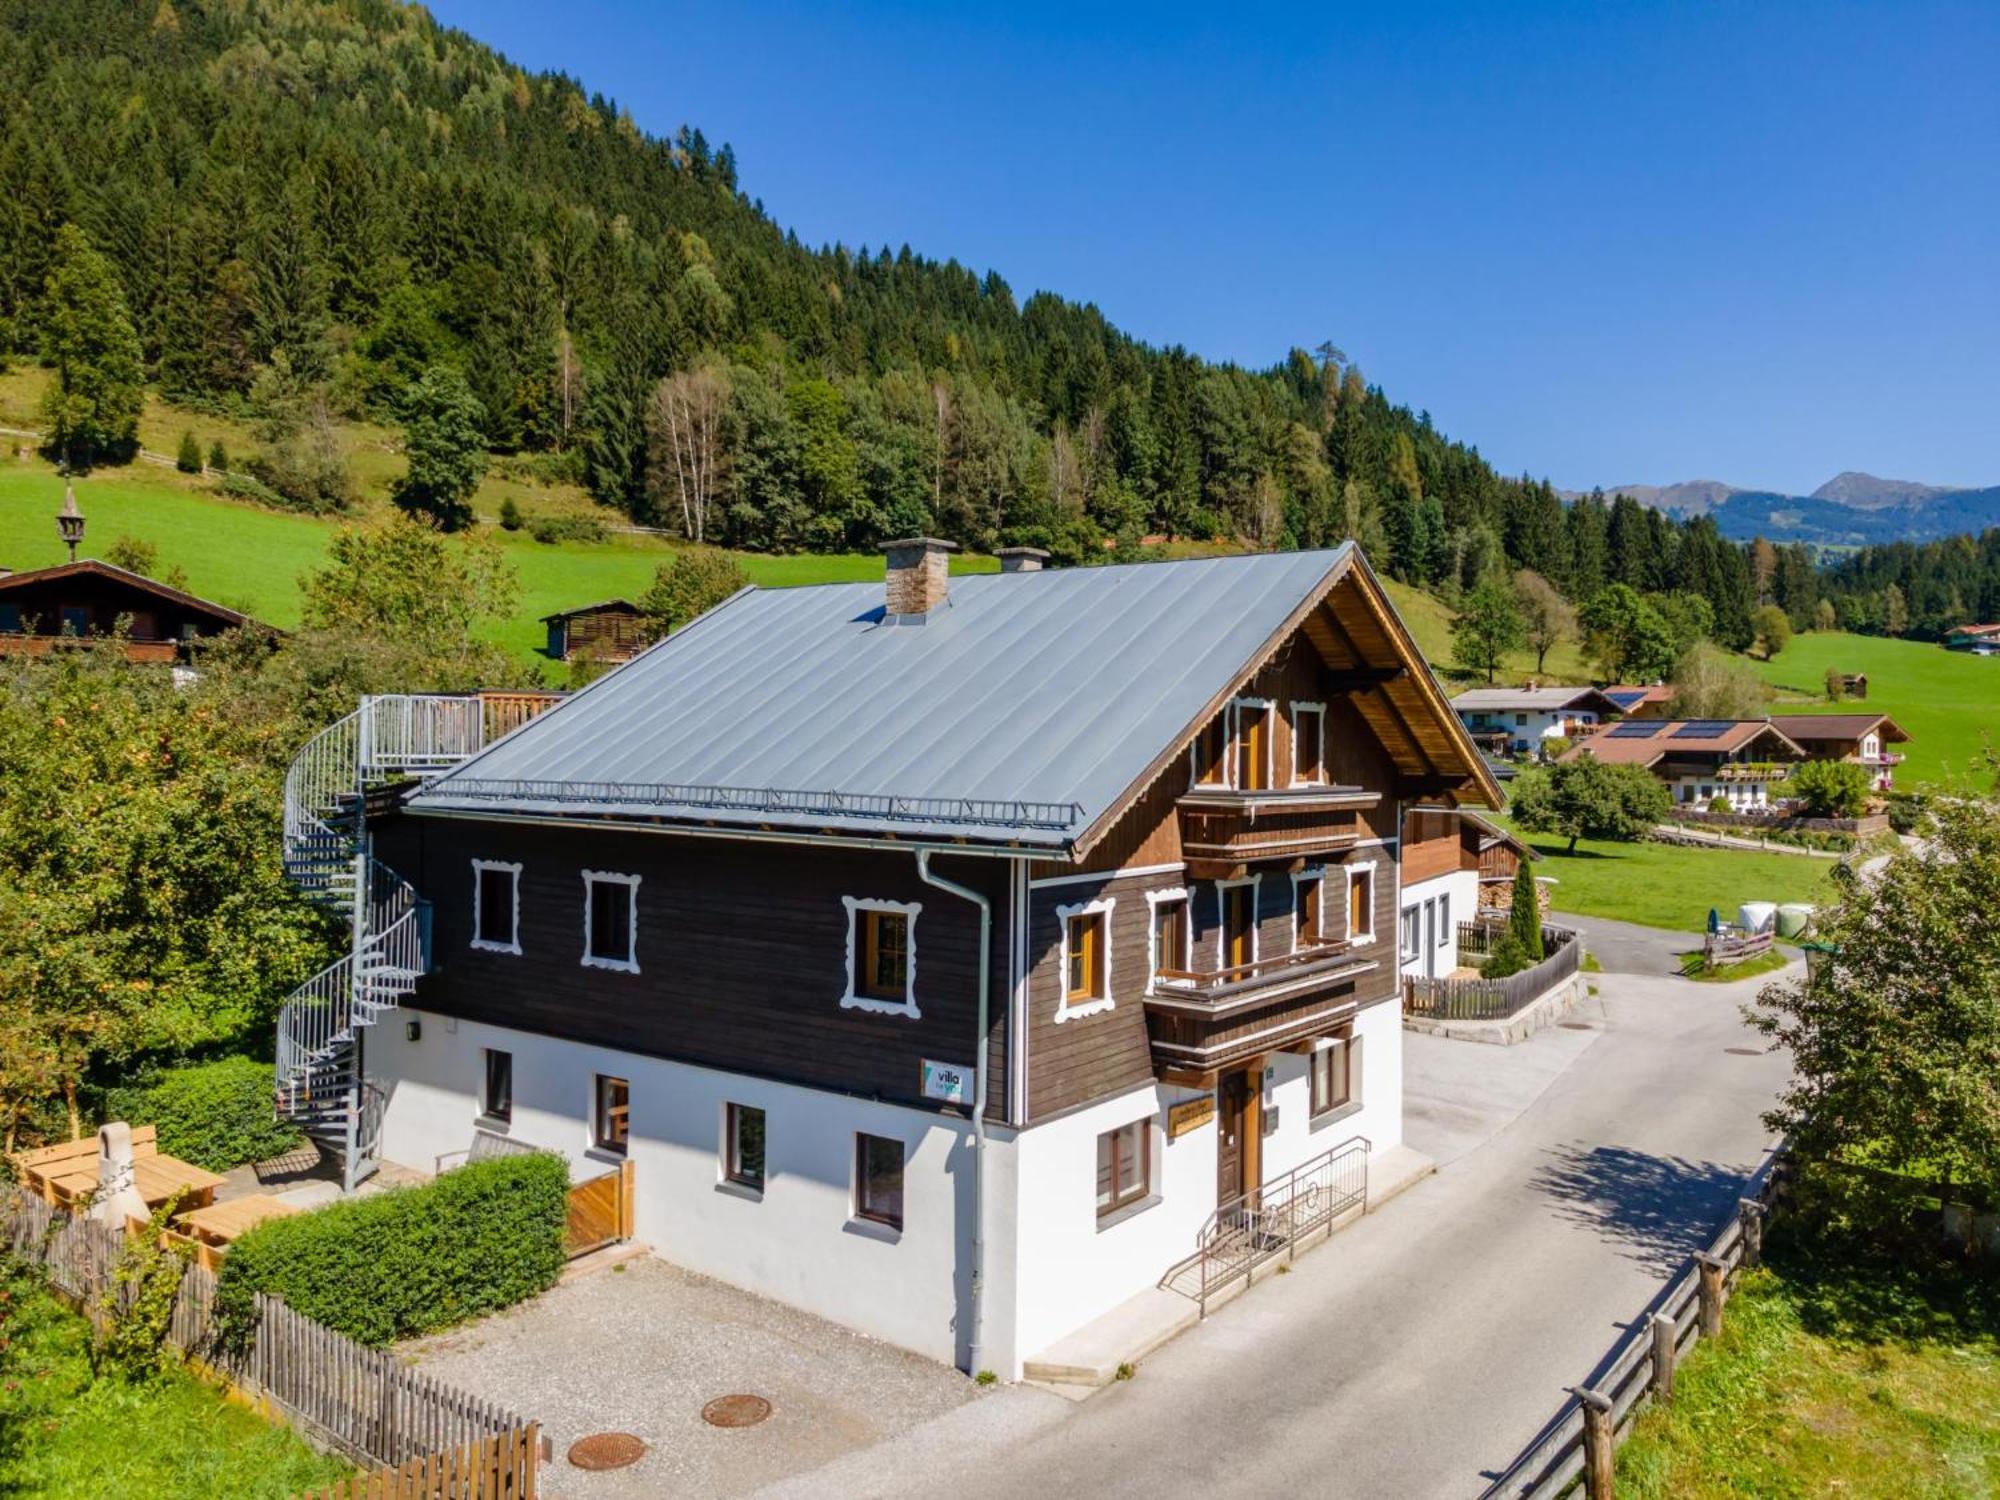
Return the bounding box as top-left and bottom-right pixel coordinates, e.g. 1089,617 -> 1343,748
1367,1143 -> 1436,1210
559,1240 -> 652,1285
1021,1285 -> 1198,1391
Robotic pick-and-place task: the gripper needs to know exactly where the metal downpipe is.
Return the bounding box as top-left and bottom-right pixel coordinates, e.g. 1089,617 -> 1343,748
916,849 -> 991,1378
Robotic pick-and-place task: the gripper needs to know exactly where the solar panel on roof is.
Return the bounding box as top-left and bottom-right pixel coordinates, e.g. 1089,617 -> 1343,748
1674,720 -> 1737,740
1608,721 -> 1666,739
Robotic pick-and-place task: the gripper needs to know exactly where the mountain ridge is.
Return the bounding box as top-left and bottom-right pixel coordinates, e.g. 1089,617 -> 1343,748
1558,470 -> 2000,545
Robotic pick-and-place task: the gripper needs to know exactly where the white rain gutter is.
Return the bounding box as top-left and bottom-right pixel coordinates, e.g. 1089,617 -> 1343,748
916,848 -> 991,1378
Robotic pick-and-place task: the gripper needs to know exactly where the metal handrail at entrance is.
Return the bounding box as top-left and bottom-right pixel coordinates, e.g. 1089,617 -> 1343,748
1192,1135 -> 1370,1316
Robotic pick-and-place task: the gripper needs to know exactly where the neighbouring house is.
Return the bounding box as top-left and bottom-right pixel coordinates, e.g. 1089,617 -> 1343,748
1562,719 -> 1807,811
541,598 -> 647,664
1945,623 -> 2000,655
1397,807 -> 1536,979
273,542 -> 1498,1381
0,559 -> 268,664
1767,713 -> 1910,792
1450,684 -> 1626,754
1601,683 -> 1675,719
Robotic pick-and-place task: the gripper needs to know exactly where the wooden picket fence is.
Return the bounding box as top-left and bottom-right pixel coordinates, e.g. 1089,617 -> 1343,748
1479,1144 -> 1791,1499
2,1188 -> 538,1493
300,1425 -> 539,1500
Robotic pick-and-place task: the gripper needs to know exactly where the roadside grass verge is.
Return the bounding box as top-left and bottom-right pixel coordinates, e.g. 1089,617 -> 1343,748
1502,822 -> 1835,933
1675,948 -> 1792,983
1615,1225 -> 2000,1498
0,1262 -> 346,1499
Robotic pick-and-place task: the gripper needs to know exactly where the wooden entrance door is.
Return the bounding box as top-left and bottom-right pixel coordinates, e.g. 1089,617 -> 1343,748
1216,1070 -> 1248,1201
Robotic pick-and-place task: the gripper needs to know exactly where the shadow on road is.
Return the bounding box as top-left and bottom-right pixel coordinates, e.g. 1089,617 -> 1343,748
1530,1142 -> 1747,1274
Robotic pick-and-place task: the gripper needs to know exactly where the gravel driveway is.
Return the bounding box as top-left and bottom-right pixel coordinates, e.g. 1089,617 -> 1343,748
404,1255 -> 981,1499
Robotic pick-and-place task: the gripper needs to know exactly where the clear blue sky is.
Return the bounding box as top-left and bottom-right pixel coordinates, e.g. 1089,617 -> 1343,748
427,1 -> 1999,496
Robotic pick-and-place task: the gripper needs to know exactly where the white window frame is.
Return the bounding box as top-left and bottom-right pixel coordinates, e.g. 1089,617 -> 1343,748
1437,891 -> 1452,945
1292,866 -> 1328,952
1344,859 -> 1378,945
1213,874 -> 1262,971
1144,885 -> 1191,989
581,870 -> 641,974
1229,696 -> 1276,790
1055,896 -> 1116,1023
840,896 -> 922,1019
470,858 -> 523,956
1309,1032 -> 1363,1123
1290,699 -> 1327,786
1399,903 -> 1421,964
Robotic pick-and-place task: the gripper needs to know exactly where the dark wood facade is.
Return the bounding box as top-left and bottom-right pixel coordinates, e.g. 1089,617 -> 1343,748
542,600 -> 646,663
374,815 -> 1013,1123
0,560 -> 260,661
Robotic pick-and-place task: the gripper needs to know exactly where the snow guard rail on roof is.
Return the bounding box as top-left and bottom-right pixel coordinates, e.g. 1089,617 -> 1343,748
425,777 -> 1085,832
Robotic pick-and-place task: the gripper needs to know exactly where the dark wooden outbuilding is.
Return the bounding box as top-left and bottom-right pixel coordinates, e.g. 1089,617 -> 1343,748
0,560 -> 265,663
541,599 -> 647,663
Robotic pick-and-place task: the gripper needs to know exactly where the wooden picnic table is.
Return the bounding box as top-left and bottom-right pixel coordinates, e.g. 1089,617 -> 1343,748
175,1193 -> 299,1247
49,1152 -> 225,1213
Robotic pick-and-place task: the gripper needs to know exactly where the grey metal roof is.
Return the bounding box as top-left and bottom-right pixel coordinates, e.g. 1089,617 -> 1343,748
410,547 -> 1355,848
1450,686 -> 1616,713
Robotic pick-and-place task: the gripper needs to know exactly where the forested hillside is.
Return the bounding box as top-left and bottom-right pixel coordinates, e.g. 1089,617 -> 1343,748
0,0 -> 1770,640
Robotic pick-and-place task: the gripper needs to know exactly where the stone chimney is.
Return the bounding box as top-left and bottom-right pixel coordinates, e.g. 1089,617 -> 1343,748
883,537 -> 958,621
996,546 -> 1050,574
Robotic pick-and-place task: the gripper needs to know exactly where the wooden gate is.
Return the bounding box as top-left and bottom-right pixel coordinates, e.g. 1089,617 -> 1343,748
565,1160 -> 633,1258
299,1424 -> 540,1500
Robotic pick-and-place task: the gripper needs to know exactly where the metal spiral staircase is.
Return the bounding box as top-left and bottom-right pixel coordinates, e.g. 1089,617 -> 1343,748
276,696 -> 492,1190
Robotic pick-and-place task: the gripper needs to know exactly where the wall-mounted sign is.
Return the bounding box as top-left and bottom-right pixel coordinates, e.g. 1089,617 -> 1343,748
1168,1096 -> 1216,1140
921,1058 -> 974,1106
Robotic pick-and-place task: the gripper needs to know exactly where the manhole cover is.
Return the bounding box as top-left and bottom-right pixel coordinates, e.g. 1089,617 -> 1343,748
1559,1022 -> 1597,1031
568,1432 -> 646,1470
703,1394 -> 772,1428
1725,1046 -> 1763,1056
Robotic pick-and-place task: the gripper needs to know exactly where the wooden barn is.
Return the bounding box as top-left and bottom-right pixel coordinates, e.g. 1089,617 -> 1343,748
541,599 -> 647,663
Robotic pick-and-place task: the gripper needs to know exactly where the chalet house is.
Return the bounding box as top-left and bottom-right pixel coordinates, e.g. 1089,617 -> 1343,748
287,542 -> 1497,1381
1398,807 -> 1535,979
1602,684 -> 1674,718
1767,713 -> 1910,792
0,559 -> 265,663
541,598 -> 647,664
1945,623 -> 2000,655
1562,719 -> 1806,810
1450,684 -> 1625,754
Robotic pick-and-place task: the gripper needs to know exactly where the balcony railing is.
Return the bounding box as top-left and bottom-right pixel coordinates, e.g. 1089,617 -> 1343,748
1178,785 -> 1375,870
1714,762 -> 1794,783
1151,943 -> 1369,1013
1859,751 -> 1904,766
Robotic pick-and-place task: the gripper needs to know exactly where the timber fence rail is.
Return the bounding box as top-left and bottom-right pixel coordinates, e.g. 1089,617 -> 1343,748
2,1189 -> 535,1479
1478,1142 -> 1791,1500
1405,924 -> 1580,1023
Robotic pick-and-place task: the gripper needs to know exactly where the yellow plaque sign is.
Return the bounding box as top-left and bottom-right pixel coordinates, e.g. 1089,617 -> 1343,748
1168,1096 -> 1216,1140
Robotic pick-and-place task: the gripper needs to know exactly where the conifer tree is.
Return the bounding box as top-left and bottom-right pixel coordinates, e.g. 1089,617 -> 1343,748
176,429 -> 202,473
36,223 -> 143,467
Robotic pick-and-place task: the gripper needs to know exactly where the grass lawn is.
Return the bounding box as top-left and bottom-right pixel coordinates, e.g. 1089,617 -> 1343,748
1616,1226 -> 2000,1498
1675,947 -> 1792,983
0,1265 -> 348,1499
1751,630 -> 1997,791
0,461 -> 995,667
1505,822 -> 1835,932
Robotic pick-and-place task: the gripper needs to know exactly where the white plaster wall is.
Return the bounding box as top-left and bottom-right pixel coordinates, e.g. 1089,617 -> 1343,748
1400,868 -> 1479,974
371,1012 -> 977,1369
1258,996 -> 1404,1180
1006,1081 -> 1215,1366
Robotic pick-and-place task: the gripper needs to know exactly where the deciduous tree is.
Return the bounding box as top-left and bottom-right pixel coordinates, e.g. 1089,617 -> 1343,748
1452,579 -> 1525,683
1514,569 -> 1576,675
392,364 -> 489,532
1510,757 -> 1671,853
1578,584 -> 1675,683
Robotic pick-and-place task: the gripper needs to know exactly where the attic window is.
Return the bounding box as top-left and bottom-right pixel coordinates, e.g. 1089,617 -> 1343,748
1292,701 -> 1326,785
1192,716 -> 1228,786
1055,897 -> 1116,1022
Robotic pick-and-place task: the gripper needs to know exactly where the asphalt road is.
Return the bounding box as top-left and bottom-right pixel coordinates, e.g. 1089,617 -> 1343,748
767,960 -> 1792,1500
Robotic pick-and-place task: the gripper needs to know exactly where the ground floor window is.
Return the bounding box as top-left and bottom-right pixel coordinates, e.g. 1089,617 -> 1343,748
593,1074 -> 630,1154
1399,905 -> 1420,963
854,1133 -> 905,1229
1311,1036 -> 1360,1118
481,1048 -> 512,1124
724,1103 -> 765,1192
1095,1118 -> 1151,1219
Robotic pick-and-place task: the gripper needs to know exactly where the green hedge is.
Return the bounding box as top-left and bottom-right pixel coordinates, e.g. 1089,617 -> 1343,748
100,1057 -> 304,1172
216,1152 -> 570,1346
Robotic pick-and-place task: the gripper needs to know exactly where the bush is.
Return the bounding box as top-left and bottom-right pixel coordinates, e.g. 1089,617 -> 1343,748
207,439 -> 229,473
217,470 -> 293,510
1791,758 -> 1871,819
1484,932 -> 1533,978
1707,795 -> 1731,814
100,1057 -> 303,1172
526,512 -> 608,544
174,430 -> 202,474
497,495 -> 524,531
216,1151 -> 570,1346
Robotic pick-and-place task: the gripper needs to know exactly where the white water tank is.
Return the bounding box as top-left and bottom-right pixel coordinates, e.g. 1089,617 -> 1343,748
1738,901 -> 1778,934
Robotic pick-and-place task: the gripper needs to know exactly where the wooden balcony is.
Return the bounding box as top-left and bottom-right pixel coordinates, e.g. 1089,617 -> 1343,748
1145,943 -> 1380,1078
1178,786 -> 1379,878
